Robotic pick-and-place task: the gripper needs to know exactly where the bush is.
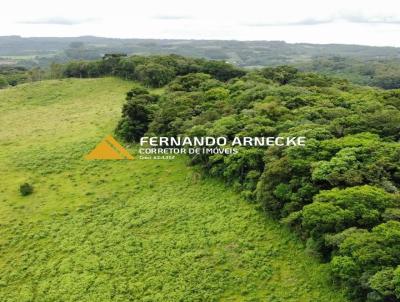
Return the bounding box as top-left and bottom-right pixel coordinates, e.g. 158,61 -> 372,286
332,221 -> 400,300
135,63 -> 176,87
297,186 -> 398,251
115,86 -> 158,142
19,183 -> 33,196
0,75 -> 8,89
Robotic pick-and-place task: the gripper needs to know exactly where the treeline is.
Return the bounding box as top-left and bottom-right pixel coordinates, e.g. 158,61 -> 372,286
0,54 -> 244,89
51,55 -> 400,90
0,66 -> 31,88
298,56 -> 400,89
49,55 -> 400,90
115,61 -> 400,302
0,64 -> 64,88
3,52 -> 400,91
62,54 -> 245,86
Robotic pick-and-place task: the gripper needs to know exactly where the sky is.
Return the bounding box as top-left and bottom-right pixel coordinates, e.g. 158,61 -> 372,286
1,0 -> 400,46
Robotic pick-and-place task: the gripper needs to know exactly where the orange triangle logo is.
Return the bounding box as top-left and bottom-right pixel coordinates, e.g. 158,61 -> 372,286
85,135 -> 134,160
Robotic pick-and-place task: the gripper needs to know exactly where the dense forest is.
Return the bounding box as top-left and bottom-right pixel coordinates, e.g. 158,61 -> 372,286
298,56 -> 400,89
2,36 -> 400,89
50,54 -> 400,301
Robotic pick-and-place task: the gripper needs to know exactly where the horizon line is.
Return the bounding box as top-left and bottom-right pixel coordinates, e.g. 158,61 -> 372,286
0,35 -> 399,49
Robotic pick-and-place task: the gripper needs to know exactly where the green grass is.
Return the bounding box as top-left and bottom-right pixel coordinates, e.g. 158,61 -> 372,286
0,78 -> 348,301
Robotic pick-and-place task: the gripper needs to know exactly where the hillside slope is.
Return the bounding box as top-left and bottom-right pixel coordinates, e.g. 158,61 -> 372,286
0,78 -> 348,301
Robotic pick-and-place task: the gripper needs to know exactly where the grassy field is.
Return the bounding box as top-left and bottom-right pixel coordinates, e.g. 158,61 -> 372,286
0,78 -> 348,301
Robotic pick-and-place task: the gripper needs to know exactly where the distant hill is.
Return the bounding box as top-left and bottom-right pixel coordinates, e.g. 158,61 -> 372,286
1,36 -> 400,88
1,35 -> 400,66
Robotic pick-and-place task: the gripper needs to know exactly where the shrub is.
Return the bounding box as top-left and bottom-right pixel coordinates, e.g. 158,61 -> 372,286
115,87 -> 157,142
19,183 -> 33,196
0,75 -> 8,89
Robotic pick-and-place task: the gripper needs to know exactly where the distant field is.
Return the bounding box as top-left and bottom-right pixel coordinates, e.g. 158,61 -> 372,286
0,78 -> 348,301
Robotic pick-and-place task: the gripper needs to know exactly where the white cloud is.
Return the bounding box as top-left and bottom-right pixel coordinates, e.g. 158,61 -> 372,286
244,15 -> 400,27
153,15 -> 192,20
18,17 -> 98,26
0,0 -> 400,46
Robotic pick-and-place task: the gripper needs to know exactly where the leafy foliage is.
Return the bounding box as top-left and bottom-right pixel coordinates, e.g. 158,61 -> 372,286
115,85 -> 158,142
61,54 -> 245,88
298,56 -> 400,89
116,58 -> 400,301
19,183 -> 33,196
